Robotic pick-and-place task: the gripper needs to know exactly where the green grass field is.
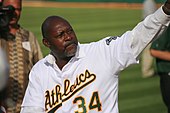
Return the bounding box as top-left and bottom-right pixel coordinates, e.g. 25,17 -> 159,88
20,7 -> 167,113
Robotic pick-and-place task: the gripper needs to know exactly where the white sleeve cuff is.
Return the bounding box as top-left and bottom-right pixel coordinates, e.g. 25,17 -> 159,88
155,6 -> 170,26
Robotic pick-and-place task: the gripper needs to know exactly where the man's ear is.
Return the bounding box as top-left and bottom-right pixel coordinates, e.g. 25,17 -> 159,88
42,38 -> 50,48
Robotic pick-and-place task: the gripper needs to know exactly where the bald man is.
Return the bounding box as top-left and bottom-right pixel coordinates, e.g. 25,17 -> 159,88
22,1 -> 170,113
0,0 -> 43,112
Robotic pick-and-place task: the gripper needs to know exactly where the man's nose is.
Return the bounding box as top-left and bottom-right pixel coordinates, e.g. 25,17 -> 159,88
64,32 -> 72,41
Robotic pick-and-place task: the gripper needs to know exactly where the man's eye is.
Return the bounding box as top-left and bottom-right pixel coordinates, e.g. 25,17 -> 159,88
56,32 -> 64,38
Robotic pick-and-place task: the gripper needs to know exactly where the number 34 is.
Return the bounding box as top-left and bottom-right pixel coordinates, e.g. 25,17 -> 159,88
73,91 -> 102,113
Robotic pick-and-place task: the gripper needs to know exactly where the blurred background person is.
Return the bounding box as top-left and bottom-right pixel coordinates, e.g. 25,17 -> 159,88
141,0 -> 157,78
150,25 -> 170,113
0,48 -> 9,113
0,0 -> 43,112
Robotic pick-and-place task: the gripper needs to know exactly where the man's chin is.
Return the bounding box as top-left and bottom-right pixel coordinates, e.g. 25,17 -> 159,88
65,45 -> 77,58
66,50 -> 77,57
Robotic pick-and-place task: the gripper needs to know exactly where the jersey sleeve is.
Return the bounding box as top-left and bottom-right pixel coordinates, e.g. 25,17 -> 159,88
129,6 -> 170,59
97,7 -> 170,71
21,65 -> 45,111
99,35 -> 138,71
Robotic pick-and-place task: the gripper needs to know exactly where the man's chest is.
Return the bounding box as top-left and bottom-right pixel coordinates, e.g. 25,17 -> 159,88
43,59 -> 117,113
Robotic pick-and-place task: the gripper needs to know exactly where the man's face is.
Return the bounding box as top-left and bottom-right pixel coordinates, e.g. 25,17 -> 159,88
44,19 -> 78,60
3,0 -> 21,25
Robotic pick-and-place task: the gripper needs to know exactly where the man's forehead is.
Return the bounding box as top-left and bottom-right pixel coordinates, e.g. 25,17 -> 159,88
3,0 -> 21,6
49,23 -> 70,34
49,18 -> 71,29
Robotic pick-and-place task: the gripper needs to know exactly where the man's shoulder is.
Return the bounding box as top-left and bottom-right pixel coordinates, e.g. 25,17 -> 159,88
19,27 -> 31,34
32,54 -> 54,70
33,57 -> 47,68
80,36 -> 117,48
19,27 -> 35,37
18,27 -> 38,44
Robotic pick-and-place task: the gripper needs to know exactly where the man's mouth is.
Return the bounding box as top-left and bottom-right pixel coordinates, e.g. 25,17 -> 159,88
65,41 -> 77,48
66,43 -> 77,50
64,42 -> 77,57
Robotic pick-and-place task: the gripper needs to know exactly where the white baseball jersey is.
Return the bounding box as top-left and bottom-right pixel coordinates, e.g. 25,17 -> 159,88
21,7 -> 170,113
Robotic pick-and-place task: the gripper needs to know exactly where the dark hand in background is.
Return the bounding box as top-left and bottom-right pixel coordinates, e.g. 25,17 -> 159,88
163,0 -> 170,15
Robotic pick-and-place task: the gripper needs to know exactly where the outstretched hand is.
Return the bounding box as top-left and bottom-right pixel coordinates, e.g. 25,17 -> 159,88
163,0 -> 170,15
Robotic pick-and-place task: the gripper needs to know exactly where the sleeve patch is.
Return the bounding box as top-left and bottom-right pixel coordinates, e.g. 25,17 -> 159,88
105,36 -> 118,45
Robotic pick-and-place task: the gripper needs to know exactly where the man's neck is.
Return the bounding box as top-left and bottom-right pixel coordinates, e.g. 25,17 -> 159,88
55,57 -> 72,70
9,24 -> 19,35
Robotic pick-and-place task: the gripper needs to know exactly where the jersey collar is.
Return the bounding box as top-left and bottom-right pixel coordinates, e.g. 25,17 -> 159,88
74,43 -> 85,59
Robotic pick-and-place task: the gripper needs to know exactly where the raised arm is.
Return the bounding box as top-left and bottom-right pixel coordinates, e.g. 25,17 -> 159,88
150,49 -> 170,61
128,1 -> 170,60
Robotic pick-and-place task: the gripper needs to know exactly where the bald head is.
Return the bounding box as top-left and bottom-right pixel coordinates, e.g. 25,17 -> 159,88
41,15 -> 78,62
41,16 -> 71,39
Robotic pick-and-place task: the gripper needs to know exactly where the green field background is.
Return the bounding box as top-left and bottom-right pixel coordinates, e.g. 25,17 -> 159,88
20,7 -> 167,113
